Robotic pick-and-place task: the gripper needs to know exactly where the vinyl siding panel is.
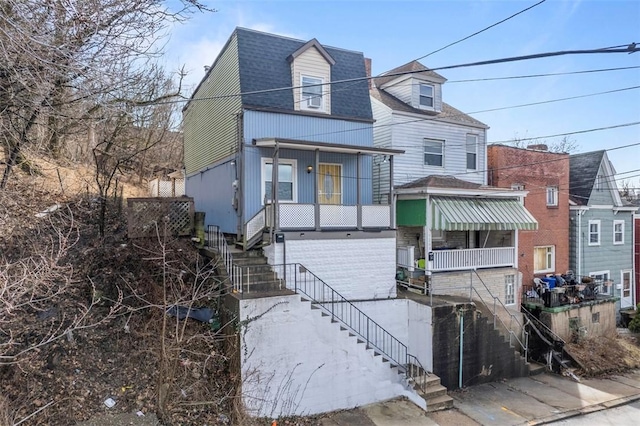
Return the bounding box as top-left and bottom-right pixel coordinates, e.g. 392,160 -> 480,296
291,48 -> 331,114
183,35 -> 241,175
186,159 -> 237,234
243,110 -> 372,147
383,78 -> 413,105
371,97 -> 393,204
588,163 -> 616,205
390,111 -> 486,186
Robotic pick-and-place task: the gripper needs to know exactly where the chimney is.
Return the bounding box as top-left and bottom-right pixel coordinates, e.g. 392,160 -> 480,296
527,144 -> 548,151
364,57 -> 372,90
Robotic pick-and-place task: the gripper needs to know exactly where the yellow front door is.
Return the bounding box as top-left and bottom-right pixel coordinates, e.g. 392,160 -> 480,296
318,163 -> 342,204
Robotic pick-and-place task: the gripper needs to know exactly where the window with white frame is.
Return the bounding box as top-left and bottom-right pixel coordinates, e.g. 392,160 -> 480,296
466,134 -> 478,170
588,220 -> 600,245
419,83 -> 434,108
261,159 -> 297,203
504,275 -> 515,305
589,271 -> 611,295
424,139 -> 444,167
595,175 -> 603,191
534,246 -> 555,273
301,75 -> 323,110
546,186 -> 558,207
622,270 -> 632,298
613,220 -> 624,245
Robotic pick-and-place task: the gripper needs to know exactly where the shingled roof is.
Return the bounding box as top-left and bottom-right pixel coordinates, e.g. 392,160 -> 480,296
374,60 -> 446,87
396,175 -> 487,190
569,150 -> 605,206
234,27 -> 372,120
370,87 -> 488,128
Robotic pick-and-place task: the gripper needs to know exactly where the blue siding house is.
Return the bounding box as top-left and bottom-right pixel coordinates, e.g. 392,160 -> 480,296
182,28 -> 403,301
569,150 -> 638,315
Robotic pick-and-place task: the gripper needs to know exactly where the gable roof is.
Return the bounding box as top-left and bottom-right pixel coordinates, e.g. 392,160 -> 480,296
370,86 -> 488,128
375,60 -> 446,87
287,38 -> 335,65
234,27 -> 372,120
569,150 -> 605,205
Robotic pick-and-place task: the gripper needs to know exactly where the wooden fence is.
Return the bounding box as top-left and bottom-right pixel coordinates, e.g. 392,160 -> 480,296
127,197 -> 194,239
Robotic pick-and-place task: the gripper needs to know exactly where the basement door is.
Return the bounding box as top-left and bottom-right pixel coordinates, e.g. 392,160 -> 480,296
318,163 -> 342,205
621,270 -> 634,309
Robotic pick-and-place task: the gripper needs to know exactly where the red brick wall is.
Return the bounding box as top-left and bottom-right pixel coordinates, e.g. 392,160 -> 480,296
487,145 -> 570,284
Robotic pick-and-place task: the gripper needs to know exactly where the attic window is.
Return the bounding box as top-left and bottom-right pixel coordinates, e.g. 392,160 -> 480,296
301,75 -> 323,110
419,83 -> 434,108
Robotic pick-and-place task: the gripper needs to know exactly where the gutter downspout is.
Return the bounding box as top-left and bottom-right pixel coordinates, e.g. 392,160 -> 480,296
577,210 -> 583,279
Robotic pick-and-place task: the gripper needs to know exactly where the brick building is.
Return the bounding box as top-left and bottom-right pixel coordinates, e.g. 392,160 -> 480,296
487,145 -> 570,284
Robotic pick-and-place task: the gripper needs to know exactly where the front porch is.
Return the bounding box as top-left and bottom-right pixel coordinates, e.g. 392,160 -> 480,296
398,244 -> 516,272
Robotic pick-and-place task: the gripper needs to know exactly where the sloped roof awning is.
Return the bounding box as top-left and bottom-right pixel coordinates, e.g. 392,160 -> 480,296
431,196 -> 538,231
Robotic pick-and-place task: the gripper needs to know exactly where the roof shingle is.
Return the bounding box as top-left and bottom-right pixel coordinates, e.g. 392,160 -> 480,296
569,150 -> 605,205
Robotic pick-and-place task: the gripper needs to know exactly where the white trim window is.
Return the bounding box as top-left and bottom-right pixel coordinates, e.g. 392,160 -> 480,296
424,138 -> 444,167
301,75 -> 323,111
504,274 -> 515,305
261,158 -> 297,204
588,220 -> 600,246
546,186 -> 558,207
613,220 -> 624,245
534,246 -> 555,274
466,134 -> 478,170
589,270 -> 611,295
622,270 -> 632,299
419,83 -> 434,108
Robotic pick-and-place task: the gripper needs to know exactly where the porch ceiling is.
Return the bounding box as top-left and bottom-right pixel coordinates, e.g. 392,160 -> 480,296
431,196 -> 538,231
253,137 -> 405,156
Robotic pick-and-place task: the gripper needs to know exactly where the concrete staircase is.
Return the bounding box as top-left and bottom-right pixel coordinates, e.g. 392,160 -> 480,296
226,247 -> 285,293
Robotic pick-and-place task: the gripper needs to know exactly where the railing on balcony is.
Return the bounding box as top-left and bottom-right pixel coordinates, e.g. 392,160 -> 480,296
267,203 -> 391,230
431,247 -> 515,271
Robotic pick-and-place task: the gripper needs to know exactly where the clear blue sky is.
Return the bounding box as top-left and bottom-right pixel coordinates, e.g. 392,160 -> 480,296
166,0 -> 640,187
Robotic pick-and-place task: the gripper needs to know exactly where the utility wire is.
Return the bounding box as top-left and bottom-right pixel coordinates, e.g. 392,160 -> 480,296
446,65 -> 640,83
414,0 -> 547,61
489,122 -> 640,144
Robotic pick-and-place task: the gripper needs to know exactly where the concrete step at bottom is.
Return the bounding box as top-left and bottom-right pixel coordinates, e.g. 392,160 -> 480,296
411,374 -> 442,389
425,394 -> 454,412
418,384 -> 448,399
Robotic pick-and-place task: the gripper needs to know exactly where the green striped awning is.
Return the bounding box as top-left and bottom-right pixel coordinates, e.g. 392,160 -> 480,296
431,196 -> 538,231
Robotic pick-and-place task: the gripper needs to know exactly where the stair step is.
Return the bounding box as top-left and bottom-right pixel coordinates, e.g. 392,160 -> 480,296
410,374 -> 441,388
418,384 -> 448,399
425,394 -> 454,412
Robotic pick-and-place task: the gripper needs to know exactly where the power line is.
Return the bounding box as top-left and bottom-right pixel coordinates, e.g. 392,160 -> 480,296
414,0 -> 547,61
446,65 -> 640,83
488,122 -> 640,145
177,43 -> 639,108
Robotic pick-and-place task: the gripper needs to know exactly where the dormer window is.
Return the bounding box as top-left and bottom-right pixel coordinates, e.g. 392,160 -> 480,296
419,83 -> 434,108
301,75 -> 323,111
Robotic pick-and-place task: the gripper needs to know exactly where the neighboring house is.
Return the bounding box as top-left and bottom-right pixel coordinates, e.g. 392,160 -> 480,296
569,150 -> 638,315
635,209 -> 640,309
370,61 -> 538,307
487,144 -> 570,287
183,29 -> 423,418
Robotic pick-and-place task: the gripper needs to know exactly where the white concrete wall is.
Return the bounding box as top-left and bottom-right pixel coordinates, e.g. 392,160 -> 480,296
264,237 -> 397,300
239,295 -> 419,418
353,299 -> 433,371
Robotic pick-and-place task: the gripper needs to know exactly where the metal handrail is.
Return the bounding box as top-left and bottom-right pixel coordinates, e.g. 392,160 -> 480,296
521,305 -> 565,345
468,270 -> 528,358
207,225 -> 240,291
258,263 -> 428,393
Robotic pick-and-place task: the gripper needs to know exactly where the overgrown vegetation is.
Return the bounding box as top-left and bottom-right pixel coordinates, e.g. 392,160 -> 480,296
629,303 -> 640,333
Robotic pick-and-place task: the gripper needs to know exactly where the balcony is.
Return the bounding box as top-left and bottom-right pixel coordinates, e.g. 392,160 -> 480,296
431,247 -> 515,271
266,203 -> 391,230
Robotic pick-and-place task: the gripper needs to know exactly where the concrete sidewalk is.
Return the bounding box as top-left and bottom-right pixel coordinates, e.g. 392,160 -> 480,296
318,369 -> 640,425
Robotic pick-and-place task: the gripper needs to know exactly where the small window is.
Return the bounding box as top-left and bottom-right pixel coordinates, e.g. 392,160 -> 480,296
588,220 -> 600,246
613,220 -> 624,245
262,159 -> 297,203
466,134 -> 478,170
419,83 -> 434,108
301,75 -> 323,110
595,175 -> 604,191
504,275 -> 515,305
424,139 -> 444,167
511,183 -> 525,191
534,246 -> 555,273
592,312 -> 600,323
546,186 -> 558,207
622,270 -> 632,298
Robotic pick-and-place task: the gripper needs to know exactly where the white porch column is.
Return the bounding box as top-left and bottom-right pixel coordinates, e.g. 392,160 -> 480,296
425,196 -> 432,274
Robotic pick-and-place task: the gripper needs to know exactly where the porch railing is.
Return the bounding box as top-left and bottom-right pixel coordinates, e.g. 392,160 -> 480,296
208,225 -> 241,290
431,247 -> 515,271
275,203 -> 391,230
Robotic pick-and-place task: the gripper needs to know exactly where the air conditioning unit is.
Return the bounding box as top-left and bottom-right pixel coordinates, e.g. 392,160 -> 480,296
306,95 -> 321,108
